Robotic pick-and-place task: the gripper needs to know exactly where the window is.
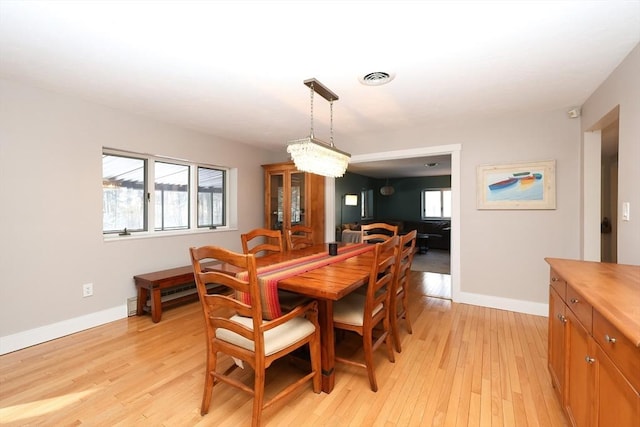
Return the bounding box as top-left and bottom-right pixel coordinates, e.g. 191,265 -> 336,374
361,189 -> 373,219
102,154 -> 147,233
197,167 -> 225,228
102,150 -> 228,235
155,162 -> 189,231
421,188 -> 451,219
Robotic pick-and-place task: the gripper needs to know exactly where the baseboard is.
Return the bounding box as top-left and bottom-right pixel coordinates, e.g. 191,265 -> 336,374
0,293 -> 548,355
0,305 -> 126,355
455,291 -> 548,317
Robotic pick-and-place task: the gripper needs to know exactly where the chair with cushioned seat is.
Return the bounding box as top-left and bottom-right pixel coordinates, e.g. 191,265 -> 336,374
390,230 -> 417,352
189,245 -> 321,427
332,235 -> 399,391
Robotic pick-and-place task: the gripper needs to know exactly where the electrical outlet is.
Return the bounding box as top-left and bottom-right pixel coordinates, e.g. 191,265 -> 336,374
82,283 -> 93,297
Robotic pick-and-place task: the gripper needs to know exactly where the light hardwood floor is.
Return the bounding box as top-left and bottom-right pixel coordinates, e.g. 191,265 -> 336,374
0,271 -> 566,426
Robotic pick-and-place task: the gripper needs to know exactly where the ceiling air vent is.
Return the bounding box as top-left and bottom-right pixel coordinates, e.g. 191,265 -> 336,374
359,72 -> 395,86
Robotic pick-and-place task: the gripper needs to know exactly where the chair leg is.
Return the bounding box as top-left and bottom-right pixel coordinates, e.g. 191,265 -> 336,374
309,333 -> 322,393
382,314 -> 395,364
390,301 -> 402,353
362,331 -> 378,392
252,369 -> 266,427
200,349 -> 216,415
402,292 -> 413,335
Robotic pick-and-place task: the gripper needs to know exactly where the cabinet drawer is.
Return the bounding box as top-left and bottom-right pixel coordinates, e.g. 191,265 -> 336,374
593,310 -> 640,391
549,269 -> 566,301
566,285 -> 592,333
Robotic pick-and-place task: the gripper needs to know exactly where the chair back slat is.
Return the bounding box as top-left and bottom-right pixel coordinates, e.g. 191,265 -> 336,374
361,222 -> 399,243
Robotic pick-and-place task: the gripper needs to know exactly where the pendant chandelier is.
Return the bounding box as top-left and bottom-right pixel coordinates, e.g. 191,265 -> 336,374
287,78 -> 350,178
380,178 -> 395,196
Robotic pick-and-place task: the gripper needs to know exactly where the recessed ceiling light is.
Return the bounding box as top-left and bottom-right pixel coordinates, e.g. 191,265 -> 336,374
359,72 -> 395,86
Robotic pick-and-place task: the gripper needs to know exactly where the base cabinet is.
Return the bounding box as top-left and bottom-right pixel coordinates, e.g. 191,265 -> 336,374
546,262 -> 640,427
564,307 -> 592,427
548,286 -> 566,403
594,345 -> 640,427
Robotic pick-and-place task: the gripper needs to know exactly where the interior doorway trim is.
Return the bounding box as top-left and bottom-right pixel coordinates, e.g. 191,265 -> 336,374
324,144 -> 461,302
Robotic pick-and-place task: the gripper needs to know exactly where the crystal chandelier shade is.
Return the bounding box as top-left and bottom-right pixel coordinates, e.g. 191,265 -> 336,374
286,78 -> 350,178
287,137 -> 350,178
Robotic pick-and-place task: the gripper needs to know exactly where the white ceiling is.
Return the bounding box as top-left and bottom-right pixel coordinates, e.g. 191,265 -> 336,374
1,1 -> 638,178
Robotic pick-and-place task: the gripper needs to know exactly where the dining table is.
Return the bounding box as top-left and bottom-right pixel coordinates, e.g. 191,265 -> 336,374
209,242 -> 376,393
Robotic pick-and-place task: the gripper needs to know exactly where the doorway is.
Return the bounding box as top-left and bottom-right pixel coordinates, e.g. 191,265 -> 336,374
325,144 -> 461,301
583,106 -> 619,262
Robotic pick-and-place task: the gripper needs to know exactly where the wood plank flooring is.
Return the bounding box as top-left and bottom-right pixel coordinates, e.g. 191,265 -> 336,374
0,271 -> 566,426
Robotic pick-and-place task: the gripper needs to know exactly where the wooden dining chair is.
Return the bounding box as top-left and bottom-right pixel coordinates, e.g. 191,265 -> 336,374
286,224 -> 314,251
189,245 -> 321,427
332,235 -> 399,392
241,227 -> 310,312
361,222 -> 398,244
241,228 -> 283,257
390,230 -> 417,353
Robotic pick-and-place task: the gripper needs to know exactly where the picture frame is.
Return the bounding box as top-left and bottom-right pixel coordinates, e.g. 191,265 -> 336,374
477,160 -> 556,210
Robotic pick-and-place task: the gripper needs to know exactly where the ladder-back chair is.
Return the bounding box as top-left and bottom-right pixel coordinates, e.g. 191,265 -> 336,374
189,245 -> 321,426
241,228 -> 283,257
332,235 -> 399,391
286,224 -> 314,251
390,230 -> 417,352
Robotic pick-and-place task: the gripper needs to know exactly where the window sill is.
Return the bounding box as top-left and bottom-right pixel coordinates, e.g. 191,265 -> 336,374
103,226 -> 237,242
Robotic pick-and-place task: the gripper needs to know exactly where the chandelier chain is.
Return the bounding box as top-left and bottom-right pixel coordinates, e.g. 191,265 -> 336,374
309,82 -> 314,139
330,100 -> 334,147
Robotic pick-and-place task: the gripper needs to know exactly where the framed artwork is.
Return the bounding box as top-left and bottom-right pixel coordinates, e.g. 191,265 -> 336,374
477,160 -> 556,210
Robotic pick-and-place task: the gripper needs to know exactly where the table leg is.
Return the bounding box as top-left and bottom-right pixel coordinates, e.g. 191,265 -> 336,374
418,236 -> 429,254
318,299 -> 335,393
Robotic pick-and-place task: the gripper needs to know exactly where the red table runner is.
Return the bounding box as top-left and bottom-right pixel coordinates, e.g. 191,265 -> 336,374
236,243 -> 373,319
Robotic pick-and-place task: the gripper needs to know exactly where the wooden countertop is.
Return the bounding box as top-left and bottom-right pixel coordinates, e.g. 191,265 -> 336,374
545,258 -> 640,347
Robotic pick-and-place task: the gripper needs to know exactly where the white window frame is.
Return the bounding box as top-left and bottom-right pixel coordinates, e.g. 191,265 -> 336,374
103,148 -> 234,240
421,188 -> 451,220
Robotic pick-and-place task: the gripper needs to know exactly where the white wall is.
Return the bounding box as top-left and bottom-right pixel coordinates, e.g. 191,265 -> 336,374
0,80 -> 279,351
345,110 -> 581,311
581,44 -> 640,265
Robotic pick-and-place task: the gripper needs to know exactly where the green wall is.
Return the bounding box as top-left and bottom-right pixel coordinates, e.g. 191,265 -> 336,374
335,173 -> 451,226
377,175 -> 451,220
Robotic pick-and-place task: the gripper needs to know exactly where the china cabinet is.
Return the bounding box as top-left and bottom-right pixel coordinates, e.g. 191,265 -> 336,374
262,162 -> 325,243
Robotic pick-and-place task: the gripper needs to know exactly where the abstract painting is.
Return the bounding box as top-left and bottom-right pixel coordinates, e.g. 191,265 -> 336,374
477,160 -> 556,209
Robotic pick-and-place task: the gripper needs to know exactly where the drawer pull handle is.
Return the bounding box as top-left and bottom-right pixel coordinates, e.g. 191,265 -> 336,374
605,335 -> 616,344
585,356 -> 595,364
570,298 -> 579,304
557,314 -> 567,323
551,277 -> 558,282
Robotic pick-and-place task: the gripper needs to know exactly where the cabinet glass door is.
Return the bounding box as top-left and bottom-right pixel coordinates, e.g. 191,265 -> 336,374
290,172 -> 305,226
269,173 -> 284,231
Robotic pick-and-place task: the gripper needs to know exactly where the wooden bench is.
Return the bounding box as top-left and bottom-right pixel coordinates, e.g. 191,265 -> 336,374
134,263 -> 221,323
